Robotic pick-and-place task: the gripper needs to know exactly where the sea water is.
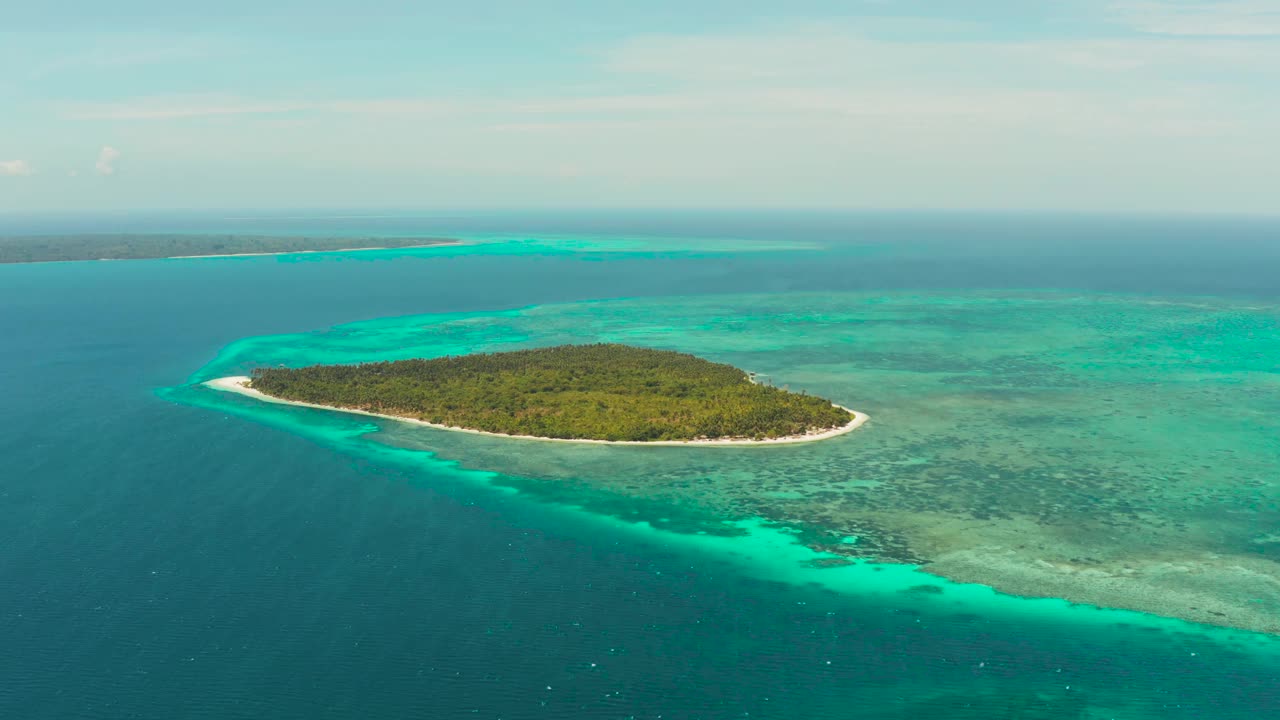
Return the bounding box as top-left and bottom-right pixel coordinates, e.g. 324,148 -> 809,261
1,210 -> 1277,719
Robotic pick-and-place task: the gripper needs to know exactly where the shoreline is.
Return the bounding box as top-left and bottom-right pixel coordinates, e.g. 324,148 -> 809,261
205,375 -> 869,446
166,241 -> 461,260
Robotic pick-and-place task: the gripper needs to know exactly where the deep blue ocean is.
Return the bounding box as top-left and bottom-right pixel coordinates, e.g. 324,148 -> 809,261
1,210 -> 1278,719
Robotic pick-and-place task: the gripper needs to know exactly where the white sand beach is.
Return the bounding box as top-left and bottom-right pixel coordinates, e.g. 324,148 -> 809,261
205,375 -> 869,446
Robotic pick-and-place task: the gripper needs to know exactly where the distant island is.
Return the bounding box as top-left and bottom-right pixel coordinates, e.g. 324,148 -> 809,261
209,344 -> 867,444
0,234 -> 459,264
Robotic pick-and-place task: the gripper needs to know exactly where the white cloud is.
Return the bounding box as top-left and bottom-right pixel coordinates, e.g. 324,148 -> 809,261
30,19 -> 1280,212
63,20 -> 1280,133
31,42 -> 221,80
1113,1 -> 1280,36
0,160 -> 33,176
95,146 -> 121,175
58,24 -> 1280,143
604,22 -> 1280,86
64,95 -> 459,120
72,98 -> 305,120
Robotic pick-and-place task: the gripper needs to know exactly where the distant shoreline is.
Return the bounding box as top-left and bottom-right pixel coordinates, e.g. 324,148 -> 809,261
0,234 -> 461,264
205,375 -> 869,446
166,243 -> 461,259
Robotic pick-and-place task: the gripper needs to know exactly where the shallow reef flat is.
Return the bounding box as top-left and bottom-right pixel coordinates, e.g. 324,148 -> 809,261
187,290 -> 1280,634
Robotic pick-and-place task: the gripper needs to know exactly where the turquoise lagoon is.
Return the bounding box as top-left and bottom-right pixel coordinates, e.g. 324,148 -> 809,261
4,211 -> 1279,718
183,289 -> 1280,635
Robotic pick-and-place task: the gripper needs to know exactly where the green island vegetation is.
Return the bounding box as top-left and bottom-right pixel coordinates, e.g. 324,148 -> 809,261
248,344 -> 855,442
0,234 -> 457,263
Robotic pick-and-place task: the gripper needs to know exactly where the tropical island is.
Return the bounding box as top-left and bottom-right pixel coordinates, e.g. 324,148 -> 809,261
209,344 -> 867,444
0,234 -> 459,263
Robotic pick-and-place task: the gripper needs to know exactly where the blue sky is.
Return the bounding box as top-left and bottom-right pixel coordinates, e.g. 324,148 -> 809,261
3,1 -> 1280,212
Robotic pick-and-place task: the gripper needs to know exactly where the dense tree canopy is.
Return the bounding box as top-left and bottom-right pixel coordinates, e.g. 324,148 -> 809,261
0,234 -> 456,263
249,344 -> 854,442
